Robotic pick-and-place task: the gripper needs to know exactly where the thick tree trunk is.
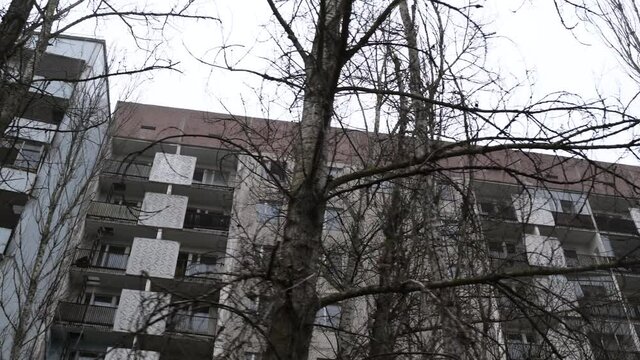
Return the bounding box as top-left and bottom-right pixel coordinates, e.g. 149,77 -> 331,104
263,1 -> 349,359
0,0 -> 54,138
0,0 -> 36,69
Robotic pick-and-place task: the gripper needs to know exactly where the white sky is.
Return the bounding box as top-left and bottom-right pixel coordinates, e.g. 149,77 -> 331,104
67,0 -> 639,163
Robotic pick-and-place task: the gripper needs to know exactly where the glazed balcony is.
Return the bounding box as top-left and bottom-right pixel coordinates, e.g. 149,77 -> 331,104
166,313 -> 216,336
593,213 -> 639,235
506,342 -> 545,360
183,209 -> 230,232
551,211 -> 595,230
174,259 -> 224,280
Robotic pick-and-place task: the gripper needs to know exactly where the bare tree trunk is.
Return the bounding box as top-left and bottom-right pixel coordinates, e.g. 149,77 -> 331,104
0,0 -> 56,138
0,0 -> 36,68
264,1 -> 350,359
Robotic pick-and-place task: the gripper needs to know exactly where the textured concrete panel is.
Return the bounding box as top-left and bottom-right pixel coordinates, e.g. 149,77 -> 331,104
113,289 -> 170,335
105,348 -> 160,360
524,234 -> 565,267
149,153 -> 196,185
126,238 -> 179,279
138,192 -> 188,229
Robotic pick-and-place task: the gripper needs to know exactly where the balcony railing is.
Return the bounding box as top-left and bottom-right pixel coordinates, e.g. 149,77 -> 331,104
552,211 -> 595,230
593,213 -> 639,235
489,251 -> 528,268
102,159 -> 151,179
167,313 -> 216,336
593,350 -> 640,360
578,301 -> 627,319
175,260 -> 223,279
87,201 -> 140,223
183,210 -> 230,232
72,248 -> 129,271
506,342 -> 545,360
56,302 -> 116,327
565,254 -> 615,268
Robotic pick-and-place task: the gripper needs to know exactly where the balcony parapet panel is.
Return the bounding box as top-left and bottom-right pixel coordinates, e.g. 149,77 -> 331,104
113,289 -> 170,335
126,238 -> 180,279
138,192 -> 188,229
149,153 -> 197,185
87,201 -> 140,223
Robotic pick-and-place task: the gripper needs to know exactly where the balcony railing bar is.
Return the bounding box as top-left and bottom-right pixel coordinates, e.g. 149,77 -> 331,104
87,201 -> 140,223
72,248 -> 128,271
56,302 -> 116,327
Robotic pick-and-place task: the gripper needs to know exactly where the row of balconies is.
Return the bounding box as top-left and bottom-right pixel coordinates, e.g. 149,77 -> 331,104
478,198 -> 639,236
86,201 -> 231,232
55,301 -> 216,337
72,247 -> 224,280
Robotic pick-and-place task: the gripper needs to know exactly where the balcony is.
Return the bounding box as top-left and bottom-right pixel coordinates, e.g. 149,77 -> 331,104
506,342 -> 545,360
594,213 -> 639,235
167,313 -> 216,336
551,211 -> 595,230
87,202 -> 140,223
175,260 -> 223,280
478,201 -> 518,222
56,302 -> 116,327
578,302 -> 627,319
183,209 -> 230,232
565,253 -> 615,268
102,159 -> 151,179
72,248 -> 129,271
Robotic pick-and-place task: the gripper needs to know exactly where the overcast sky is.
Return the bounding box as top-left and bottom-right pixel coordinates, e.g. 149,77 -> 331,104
69,0 -> 639,162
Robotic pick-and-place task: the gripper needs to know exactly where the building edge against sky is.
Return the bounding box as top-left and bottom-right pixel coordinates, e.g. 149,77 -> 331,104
6,36 -> 640,359
0,34 -> 110,359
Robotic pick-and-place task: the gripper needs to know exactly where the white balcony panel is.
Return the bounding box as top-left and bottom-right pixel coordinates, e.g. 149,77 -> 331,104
126,238 -> 179,279
630,208 -> 640,233
105,348 -> 160,360
113,289 -> 170,335
6,117 -> 57,143
32,75 -> 74,98
0,167 -> 36,193
524,234 -> 565,267
0,227 -> 11,254
138,192 -> 188,229
513,193 -> 555,226
149,153 -> 196,185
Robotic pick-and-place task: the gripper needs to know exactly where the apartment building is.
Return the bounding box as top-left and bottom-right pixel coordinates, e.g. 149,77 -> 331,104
41,100 -> 640,360
0,35 -> 110,359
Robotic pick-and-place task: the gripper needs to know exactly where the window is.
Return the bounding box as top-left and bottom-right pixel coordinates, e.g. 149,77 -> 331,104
193,167 -> 230,186
82,292 -> 119,307
315,305 -> 341,327
244,352 -> 262,360
559,199 -> 576,214
328,166 -> 342,178
258,244 -> 276,267
323,250 -> 345,276
257,201 -> 281,223
96,244 -> 128,269
69,351 -> 103,360
324,208 -> 341,231
262,159 -> 286,181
